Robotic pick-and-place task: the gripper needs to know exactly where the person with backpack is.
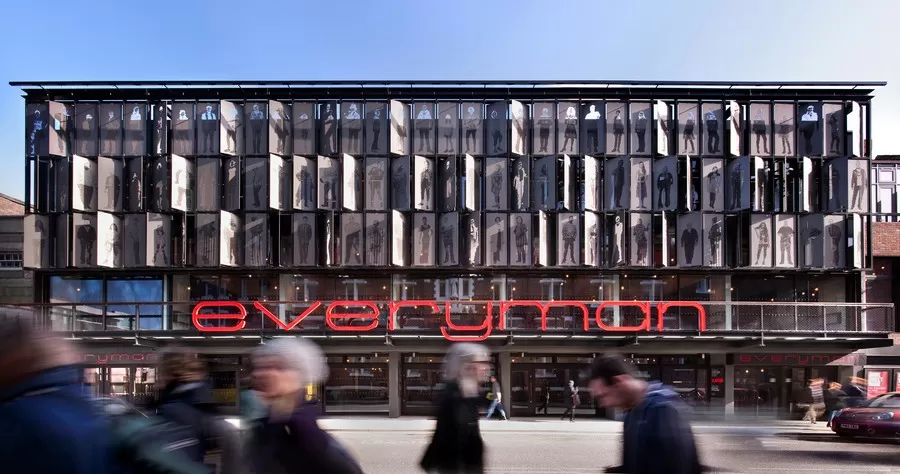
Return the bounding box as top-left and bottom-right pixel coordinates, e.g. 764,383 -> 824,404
561,380 -> 580,422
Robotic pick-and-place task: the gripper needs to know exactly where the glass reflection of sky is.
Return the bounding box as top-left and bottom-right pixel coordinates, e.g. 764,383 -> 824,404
50,277 -> 164,330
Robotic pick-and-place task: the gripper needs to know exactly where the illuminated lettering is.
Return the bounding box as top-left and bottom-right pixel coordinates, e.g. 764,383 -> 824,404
326,301 -> 380,331
192,301 -> 247,332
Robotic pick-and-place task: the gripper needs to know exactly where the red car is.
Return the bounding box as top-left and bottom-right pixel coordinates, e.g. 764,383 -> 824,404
830,392 -> 900,439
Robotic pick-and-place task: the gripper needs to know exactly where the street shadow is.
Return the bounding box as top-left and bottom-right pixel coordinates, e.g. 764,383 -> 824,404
775,432 -> 900,445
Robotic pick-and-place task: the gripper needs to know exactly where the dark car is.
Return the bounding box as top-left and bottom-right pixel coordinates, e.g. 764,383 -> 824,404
830,392 -> 900,439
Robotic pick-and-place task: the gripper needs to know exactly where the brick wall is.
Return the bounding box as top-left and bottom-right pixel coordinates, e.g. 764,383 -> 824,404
873,222 -> 900,257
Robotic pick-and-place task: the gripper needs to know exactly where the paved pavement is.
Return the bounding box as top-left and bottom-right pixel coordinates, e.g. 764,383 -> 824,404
321,417 -> 899,474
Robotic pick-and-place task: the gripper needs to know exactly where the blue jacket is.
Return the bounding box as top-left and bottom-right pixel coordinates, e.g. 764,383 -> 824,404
0,365 -> 116,474
619,383 -> 701,474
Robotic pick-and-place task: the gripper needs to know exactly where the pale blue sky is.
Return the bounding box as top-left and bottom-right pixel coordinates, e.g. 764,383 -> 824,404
1,0 -> 898,201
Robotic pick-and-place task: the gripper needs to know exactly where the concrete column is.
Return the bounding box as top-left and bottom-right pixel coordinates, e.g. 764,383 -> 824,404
724,363 -> 735,419
498,352 -> 512,415
388,351 -> 401,418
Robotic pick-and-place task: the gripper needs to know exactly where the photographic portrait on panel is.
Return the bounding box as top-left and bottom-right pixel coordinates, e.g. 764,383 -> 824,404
727,156 -> 751,211
630,102 -> 651,155
630,212 -> 652,267
749,102 -> 772,157
244,102 -> 268,155
752,157 -> 769,212
392,155 -> 411,210
269,100 -> 292,156
824,214 -> 846,269
125,158 -> 144,212
558,101 -> 579,155
509,213 -> 531,266
292,212 -> 317,267
170,154 -> 193,212
439,157 -> 457,212
466,212 -> 482,266
292,102 -> 315,156
605,156 -> 630,210
76,103 -> 99,157
55,158 -> 71,212
342,154 -> 362,211
774,214 -> 796,268
151,102 -> 168,156
486,101 -> 508,156
437,102 -> 459,155
749,214 -> 773,268
826,157 -> 849,212
798,102 -> 823,156
270,155 -> 289,211
533,102 -> 555,156
196,158 -> 220,212
631,156 -> 652,211
583,155 -> 600,212
342,101 -> 364,156
150,157 -> 169,212
219,101 -> 243,156
72,155 -> 97,212
26,103 -> 50,157
823,103 -> 844,156
147,213 -> 172,267
606,102 -> 627,155
48,102 -> 73,158
508,157 -> 528,212
414,103 -> 435,155
244,157 -> 267,211
367,213 -> 389,266
773,103 -> 796,156
223,157 -> 241,211
123,103 -> 146,156
197,102 -> 219,156
799,214 -> 825,269
56,215 -> 69,268
702,213 -> 724,268
99,103 -> 122,157
365,157 -> 389,211
340,213 -> 364,266
413,212 -> 437,266
392,210 -> 408,267
292,156 -> 315,211
219,211 -> 240,267
557,212 -> 580,266
318,101 -> 339,155
438,212 -> 460,266
97,212 -> 122,269
677,102 -> 699,156
677,212 -> 702,268
413,155 -> 435,211
365,102 -> 388,155
172,103 -> 194,156
700,103 -> 723,156
123,214 -> 146,268
390,100 -> 410,156
510,100 -> 527,156
485,213 -> 508,266
581,101 -> 604,155
609,212 -> 626,267
195,213 -> 219,267
73,212 -> 97,267
318,155 -> 340,210
485,157 -> 508,211
24,215 -> 50,269
97,156 -> 123,213
461,102 -> 483,156
848,159 -> 868,212
726,101 -> 743,157
244,214 -> 268,267
582,212 -> 600,267
654,101 -> 670,156
531,156 -> 556,211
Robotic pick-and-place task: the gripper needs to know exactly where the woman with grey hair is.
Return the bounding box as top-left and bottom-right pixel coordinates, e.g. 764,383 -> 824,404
245,337 -> 363,474
420,343 -> 492,473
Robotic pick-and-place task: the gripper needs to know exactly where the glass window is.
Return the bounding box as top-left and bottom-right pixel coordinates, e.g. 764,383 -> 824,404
50,276 -> 103,303
106,278 -> 164,330
0,252 -> 23,269
49,276 -> 103,331
325,365 -> 389,413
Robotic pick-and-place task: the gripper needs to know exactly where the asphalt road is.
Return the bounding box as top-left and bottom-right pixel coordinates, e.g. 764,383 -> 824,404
326,420 -> 899,474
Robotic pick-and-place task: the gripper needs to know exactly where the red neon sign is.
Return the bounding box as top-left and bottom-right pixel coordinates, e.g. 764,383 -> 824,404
191,299 -> 707,342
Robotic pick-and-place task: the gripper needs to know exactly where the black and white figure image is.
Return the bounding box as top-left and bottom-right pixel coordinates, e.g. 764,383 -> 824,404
581,101 -> 604,155
73,213 -> 97,267
98,156 -> 123,213
509,213 -> 531,266
677,103 -> 699,155
414,213 -> 436,266
341,213 -> 364,265
99,104 -> 122,157
485,213 -> 507,266
727,101 -> 743,157
98,212 -> 122,268
342,102 -> 363,156
318,156 -> 340,210
558,213 -> 580,266
392,211 -> 408,266
390,100 -> 410,156
701,103 -> 723,155
631,158 -> 650,210
122,214 -> 146,267
773,103 -> 795,156
631,213 -> 651,267
342,154 -> 362,211
198,103 -> 219,155
702,158 -> 724,211
678,213 -> 701,267
654,101 -> 670,156
245,103 -> 267,155
486,102 -> 507,155
849,159 -> 868,211
414,155 -> 435,211
124,103 -> 145,156
147,213 -> 171,267
367,213 -> 388,266
750,215 -> 772,267
49,102 -> 73,157
799,214 -> 825,268
582,212 -> 599,267
392,156 -> 411,210
170,155 -> 192,212
320,102 -> 338,155
292,156 -> 315,211
26,103 -> 50,157
244,214 -> 268,267
323,212 -> 335,266
439,158 -> 457,211
269,101 -> 292,156
753,157 -> 769,212
242,158 -> 266,211
533,103 -> 555,155
611,214 -> 625,266
292,213 -> 316,266
775,214 -> 796,268
151,157 -> 169,212
24,215 -> 50,269
826,157 -> 848,212
414,104 -> 434,154
172,105 -> 194,156
219,211 -> 240,266
631,103 -> 651,154
485,158 -> 508,211
824,215 -> 846,268
439,212 -> 459,265
823,103 -> 843,156
531,156 -> 555,210
292,102 -> 315,155
365,157 -> 388,210
798,103 -> 823,156
270,155 -> 289,211
749,103 -> 771,156
583,155 -> 599,212
654,158 -> 676,211
606,102 -> 627,154
703,215 -> 723,267
605,157 -> 630,210
73,155 -> 97,212
437,102 -> 458,154
222,157 -> 241,211
55,158 -> 70,212
510,100 -> 526,156
558,102 -> 578,154
55,214 -> 70,267
727,156 -> 750,211
219,101 -> 243,156
151,102 -> 168,156
196,214 -> 219,266
461,213 -> 479,266
196,158 -> 220,211
76,103 -> 99,157
461,103 -> 483,155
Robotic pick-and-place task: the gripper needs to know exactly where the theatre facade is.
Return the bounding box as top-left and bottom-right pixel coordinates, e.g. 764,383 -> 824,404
12,80 -> 897,417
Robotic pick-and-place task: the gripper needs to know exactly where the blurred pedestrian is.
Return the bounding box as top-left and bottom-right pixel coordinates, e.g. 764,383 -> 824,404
537,383 -> 551,415
823,382 -> 847,428
420,343 -> 492,474
803,378 -> 825,424
561,380 -> 580,422
586,355 -> 702,474
239,364 -> 265,422
841,376 -> 867,407
485,375 -> 508,420
246,338 -> 363,474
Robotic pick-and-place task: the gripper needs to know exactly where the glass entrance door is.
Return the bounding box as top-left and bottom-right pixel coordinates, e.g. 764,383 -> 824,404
510,370 -> 531,414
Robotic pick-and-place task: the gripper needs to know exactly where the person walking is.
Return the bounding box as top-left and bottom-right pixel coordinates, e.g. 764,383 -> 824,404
824,382 -> 847,428
486,375 -> 508,420
803,378 -> 825,424
537,384 -> 551,415
561,380 -> 580,422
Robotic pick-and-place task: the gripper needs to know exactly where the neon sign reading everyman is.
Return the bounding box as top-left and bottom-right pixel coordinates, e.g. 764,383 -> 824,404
192,300 -> 707,342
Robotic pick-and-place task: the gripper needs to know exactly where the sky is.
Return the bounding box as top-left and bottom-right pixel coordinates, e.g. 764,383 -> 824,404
0,0 -> 898,201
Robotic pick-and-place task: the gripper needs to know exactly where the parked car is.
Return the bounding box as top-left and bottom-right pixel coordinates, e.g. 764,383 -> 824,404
830,392 -> 900,439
